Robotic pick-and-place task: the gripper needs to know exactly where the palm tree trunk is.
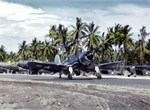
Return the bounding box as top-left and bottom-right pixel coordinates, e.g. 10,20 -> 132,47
140,36 -> 145,65
101,48 -> 105,62
123,42 -> 127,65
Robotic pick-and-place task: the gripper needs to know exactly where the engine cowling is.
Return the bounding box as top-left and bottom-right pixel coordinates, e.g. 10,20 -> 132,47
79,51 -> 93,65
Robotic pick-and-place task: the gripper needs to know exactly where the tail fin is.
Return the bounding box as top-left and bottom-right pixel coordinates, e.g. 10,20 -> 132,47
54,54 -> 62,64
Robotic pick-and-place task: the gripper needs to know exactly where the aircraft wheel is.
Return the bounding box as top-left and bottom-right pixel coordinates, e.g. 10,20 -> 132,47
59,71 -> 64,78
68,73 -> 73,80
29,70 -> 32,75
95,66 -> 102,79
29,70 -> 38,75
97,74 -> 102,79
38,72 -> 42,75
59,73 -> 62,78
68,67 -> 73,80
96,72 -> 102,79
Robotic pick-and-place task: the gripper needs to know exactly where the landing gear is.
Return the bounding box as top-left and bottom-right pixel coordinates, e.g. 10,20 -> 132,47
96,72 -> 102,79
95,66 -> 102,79
58,68 -> 73,80
68,72 -> 73,80
29,69 -> 38,75
59,72 -> 62,78
68,67 -> 73,80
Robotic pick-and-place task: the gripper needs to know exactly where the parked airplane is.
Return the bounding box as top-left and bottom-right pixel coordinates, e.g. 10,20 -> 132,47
17,51 -> 123,79
125,65 -> 150,76
0,62 -> 19,73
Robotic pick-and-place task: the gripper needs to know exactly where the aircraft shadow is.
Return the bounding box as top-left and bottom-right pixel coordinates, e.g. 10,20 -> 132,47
32,77 -> 94,81
31,76 -> 118,81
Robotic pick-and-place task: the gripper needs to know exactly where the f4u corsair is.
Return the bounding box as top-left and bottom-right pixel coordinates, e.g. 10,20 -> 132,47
17,51 -> 123,79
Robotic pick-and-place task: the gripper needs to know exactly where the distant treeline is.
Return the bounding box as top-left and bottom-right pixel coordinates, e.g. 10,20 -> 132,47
0,18 -> 150,65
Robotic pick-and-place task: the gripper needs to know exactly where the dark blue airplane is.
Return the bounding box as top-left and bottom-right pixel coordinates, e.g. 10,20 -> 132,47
17,51 -> 123,79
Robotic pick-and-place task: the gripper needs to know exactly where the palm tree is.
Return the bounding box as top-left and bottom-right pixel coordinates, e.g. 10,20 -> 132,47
55,24 -> 69,53
41,40 -> 56,61
6,51 -> 17,63
46,24 -> 70,60
108,24 -> 134,64
145,39 -> 150,64
100,33 -> 114,62
118,25 -> 134,64
80,21 -> 102,63
18,41 -> 30,60
46,25 -> 57,45
107,25 -> 120,61
0,45 -> 7,62
138,26 -> 150,65
70,17 -> 86,55
82,22 -> 100,51
30,38 -> 43,60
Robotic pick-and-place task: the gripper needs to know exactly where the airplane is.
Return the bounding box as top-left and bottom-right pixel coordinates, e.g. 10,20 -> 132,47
17,51 -> 124,79
126,65 -> 150,76
0,67 -> 7,73
0,62 -> 19,73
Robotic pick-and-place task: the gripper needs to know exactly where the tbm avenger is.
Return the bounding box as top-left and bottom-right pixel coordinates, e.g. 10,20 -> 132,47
17,51 -> 123,80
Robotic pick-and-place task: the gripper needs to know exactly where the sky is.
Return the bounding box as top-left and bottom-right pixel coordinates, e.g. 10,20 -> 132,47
0,0 -> 150,52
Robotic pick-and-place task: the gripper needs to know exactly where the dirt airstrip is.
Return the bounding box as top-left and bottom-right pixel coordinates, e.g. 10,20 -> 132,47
0,80 -> 150,110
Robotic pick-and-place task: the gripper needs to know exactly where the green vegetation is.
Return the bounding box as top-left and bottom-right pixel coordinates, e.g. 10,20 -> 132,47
0,18 -> 150,65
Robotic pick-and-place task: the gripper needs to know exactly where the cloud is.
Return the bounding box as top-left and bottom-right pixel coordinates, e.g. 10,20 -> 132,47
0,1 -> 150,52
102,5 -> 150,35
0,1 -> 44,21
0,1 -> 62,52
47,5 -> 150,37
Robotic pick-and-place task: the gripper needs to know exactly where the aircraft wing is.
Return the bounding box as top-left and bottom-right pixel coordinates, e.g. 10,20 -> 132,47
135,65 -> 150,70
0,67 -> 7,73
123,65 -> 150,71
0,62 -> 19,73
18,61 -> 70,72
98,61 -> 124,70
41,62 -> 69,72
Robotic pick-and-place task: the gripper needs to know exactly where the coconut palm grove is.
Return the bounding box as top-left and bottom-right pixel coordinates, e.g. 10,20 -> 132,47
0,18 -> 150,65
